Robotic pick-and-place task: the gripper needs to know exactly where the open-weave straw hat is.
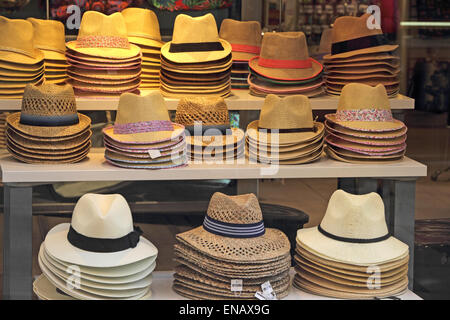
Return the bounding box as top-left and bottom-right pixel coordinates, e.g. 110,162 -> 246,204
122,7 -> 163,49
27,18 -> 66,61
219,19 -> 261,62
176,192 -> 291,263
161,13 -> 231,64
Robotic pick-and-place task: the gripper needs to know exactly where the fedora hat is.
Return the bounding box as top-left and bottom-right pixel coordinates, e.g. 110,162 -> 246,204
27,18 -> 66,61
324,14 -> 398,60
161,13 -> 231,64
297,190 -> 409,266
66,11 -> 141,59
249,32 -> 323,81
219,19 -> 261,61
325,83 -> 405,132
121,7 -> 164,49
247,94 -> 324,145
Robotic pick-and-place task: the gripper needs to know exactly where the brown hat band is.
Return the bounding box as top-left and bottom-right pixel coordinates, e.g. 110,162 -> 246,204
169,41 -> 224,53
231,43 -> 260,54
258,57 -> 312,69
331,34 -> 389,55
76,35 -> 130,49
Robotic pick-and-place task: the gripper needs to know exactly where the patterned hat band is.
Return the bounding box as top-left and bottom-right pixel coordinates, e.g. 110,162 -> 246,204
231,43 -> 260,54
76,35 -> 130,49
335,109 -> 394,122
203,215 -> 265,238
113,120 -> 174,134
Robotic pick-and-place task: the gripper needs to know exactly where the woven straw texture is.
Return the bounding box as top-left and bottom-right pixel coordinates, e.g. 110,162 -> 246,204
175,97 -> 229,126
21,83 -> 76,116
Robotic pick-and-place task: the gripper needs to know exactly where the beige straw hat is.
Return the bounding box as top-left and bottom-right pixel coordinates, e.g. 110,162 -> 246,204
27,18 -> 66,61
122,7 -> 164,49
219,19 -> 262,61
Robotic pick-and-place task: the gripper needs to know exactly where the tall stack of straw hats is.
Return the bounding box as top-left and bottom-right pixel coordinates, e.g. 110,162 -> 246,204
102,91 -> 187,169
160,13 -> 232,98
325,83 -> 407,163
122,8 -> 164,91
0,112 -> 9,148
323,14 -> 400,97
173,192 -> 291,300
0,16 -> 44,99
33,193 -> 158,300
219,19 -> 262,90
28,18 -> 69,85
175,97 -> 245,161
5,83 -> 92,164
294,190 -> 409,299
246,94 -> 325,164
65,11 -> 142,95
248,32 -> 324,97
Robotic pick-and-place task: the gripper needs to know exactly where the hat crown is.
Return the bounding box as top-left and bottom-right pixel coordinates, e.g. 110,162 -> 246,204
260,32 -> 309,61
207,192 -> 263,224
338,83 -> 390,112
259,94 -> 314,129
219,19 -> 261,47
71,193 -> 134,239
122,7 -> 161,41
27,18 -> 66,53
318,28 -> 332,54
0,16 -> 36,57
321,190 -> 389,240
171,13 -> 220,44
78,11 -> 128,40
332,14 -> 382,44
175,97 -> 229,126
115,91 -> 170,125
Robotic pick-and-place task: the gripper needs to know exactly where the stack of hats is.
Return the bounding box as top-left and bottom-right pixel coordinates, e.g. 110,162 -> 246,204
160,13 -> 232,98
294,190 -> 410,299
323,14 -> 400,97
122,8 -> 163,91
219,19 -> 262,90
5,83 -> 92,164
0,112 -> 9,148
0,16 -> 44,99
325,83 -> 407,163
28,18 -> 69,85
175,97 -> 245,161
173,192 -> 291,300
248,32 -> 324,98
33,193 -> 158,300
246,94 -> 325,165
102,91 -> 187,169
65,11 -> 142,95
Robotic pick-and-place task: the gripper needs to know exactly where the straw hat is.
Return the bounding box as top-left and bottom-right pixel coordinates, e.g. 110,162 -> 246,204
297,190 -> 409,266
219,19 -> 262,61
325,83 -> 405,132
121,7 -> 163,48
103,91 -> 184,144
176,192 -> 291,263
249,32 -> 322,81
0,16 -> 44,65
247,94 -> 324,145
66,11 -> 141,59
27,18 -> 66,61
161,13 -> 231,64
324,14 -> 398,60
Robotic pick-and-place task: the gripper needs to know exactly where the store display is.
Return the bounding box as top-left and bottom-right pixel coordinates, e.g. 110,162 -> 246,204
323,14 -> 400,97
33,193 -> 158,300
160,13 -> 232,98
325,83 -> 407,163
248,31 -> 324,97
122,7 -> 163,90
5,83 -> 92,163
174,96 -> 244,161
219,19 -> 262,90
173,192 -> 291,300
102,91 -> 187,169
246,94 -> 324,164
294,189 -> 409,299
65,11 -> 142,95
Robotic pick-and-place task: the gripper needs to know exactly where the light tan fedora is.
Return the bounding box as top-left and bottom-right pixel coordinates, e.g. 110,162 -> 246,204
122,7 -> 164,49
28,18 -> 66,61
161,13 -> 231,64
219,19 -> 261,61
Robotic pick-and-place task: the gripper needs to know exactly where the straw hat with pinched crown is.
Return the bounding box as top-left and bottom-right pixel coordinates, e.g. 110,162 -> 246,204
247,94 -> 324,145
121,7 -> 164,49
66,11 -> 141,59
27,18 -> 66,61
0,16 -> 44,65
219,19 -> 262,61
176,192 -> 291,263
325,83 -> 405,132
324,13 -> 399,60
249,32 -> 323,81
161,13 -> 231,64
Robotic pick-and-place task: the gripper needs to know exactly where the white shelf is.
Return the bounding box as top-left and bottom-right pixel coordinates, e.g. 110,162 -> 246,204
0,149 -> 427,184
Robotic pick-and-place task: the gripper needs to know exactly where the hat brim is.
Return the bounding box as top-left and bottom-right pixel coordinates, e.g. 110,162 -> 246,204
326,146 -> 404,164
67,68 -> 141,80
42,50 -> 66,61
7,145 -> 89,164
325,136 -> 406,156
0,59 -> 44,72
103,123 -> 184,144
248,139 -> 324,161
326,130 -> 406,146
249,56 -> 323,81
0,48 -> 45,65
325,113 -> 405,132
128,37 -> 163,49
67,79 -> 141,94
248,74 -> 324,94
323,44 -> 399,60
66,42 -> 141,60
187,128 -> 244,148
161,39 -> 231,64
66,50 -> 141,63
247,146 -> 323,165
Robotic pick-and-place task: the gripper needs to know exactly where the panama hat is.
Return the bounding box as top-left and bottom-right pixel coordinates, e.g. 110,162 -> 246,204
161,13 -> 231,64
66,11 -> 141,59
27,18 -> 66,61
44,193 -> 158,268
0,59 -> 44,72
219,19 -> 261,61
122,7 -> 164,49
